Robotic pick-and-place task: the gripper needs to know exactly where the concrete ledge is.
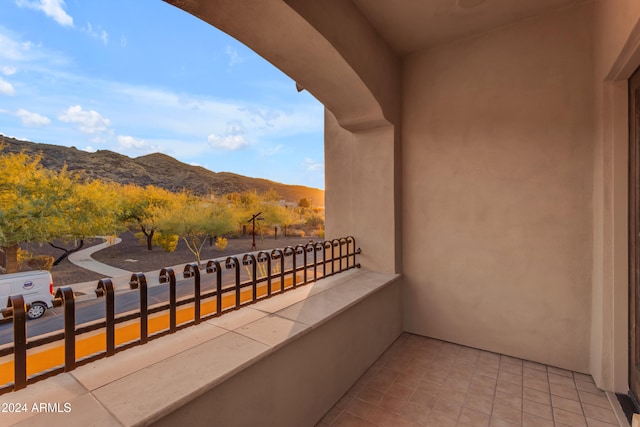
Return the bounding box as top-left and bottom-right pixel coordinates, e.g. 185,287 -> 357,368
1,269 -> 402,426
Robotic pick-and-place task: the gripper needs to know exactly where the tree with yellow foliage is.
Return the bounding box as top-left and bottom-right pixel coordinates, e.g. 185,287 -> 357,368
0,151 -> 123,271
119,184 -> 185,250
156,198 -> 235,265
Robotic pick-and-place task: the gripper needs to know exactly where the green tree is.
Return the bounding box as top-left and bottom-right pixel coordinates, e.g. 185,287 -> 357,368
0,152 -> 50,271
48,178 -> 124,265
120,185 -> 184,250
262,203 -> 295,238
0,151 -> 123,270
157,199 -> 234,265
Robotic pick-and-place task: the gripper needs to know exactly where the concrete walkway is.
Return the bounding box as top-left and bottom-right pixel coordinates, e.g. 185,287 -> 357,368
65,237 -> 197,301
68,237 -> 131,278
66,237 -> 136,300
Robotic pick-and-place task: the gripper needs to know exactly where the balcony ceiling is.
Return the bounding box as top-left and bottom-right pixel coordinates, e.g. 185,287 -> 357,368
351,0 -> 588,55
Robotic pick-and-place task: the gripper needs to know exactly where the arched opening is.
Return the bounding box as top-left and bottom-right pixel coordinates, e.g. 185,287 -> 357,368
164,0 -> 402,273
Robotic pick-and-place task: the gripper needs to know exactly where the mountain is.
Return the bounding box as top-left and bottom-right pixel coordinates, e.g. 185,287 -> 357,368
0,135 -> 324,206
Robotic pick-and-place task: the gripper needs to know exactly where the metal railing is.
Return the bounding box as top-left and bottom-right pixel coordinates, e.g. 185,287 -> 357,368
0,237 -> 360,394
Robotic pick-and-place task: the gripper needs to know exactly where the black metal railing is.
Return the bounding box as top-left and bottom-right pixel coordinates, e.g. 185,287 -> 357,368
0,237 -> 360,394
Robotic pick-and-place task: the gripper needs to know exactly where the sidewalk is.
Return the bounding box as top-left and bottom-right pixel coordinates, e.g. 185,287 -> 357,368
65,236 -> 316,302
66,237 -> 134,300
65,238 -> 221,301
65,238 -> 188,301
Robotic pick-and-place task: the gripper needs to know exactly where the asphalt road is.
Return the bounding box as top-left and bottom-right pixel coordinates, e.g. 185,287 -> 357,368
0,251 -> 339,346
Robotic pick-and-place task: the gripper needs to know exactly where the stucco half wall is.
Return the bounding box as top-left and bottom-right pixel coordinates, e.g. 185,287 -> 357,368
402,3 -> 594,372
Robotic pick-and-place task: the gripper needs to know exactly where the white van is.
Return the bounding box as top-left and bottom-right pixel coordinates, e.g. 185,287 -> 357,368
0,270 -> 54,319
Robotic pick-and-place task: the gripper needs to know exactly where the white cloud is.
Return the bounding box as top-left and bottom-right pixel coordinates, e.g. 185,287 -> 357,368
260,144 -> 283,157
225,46 -> 242,68
302,158 -> 323,172
117,135 -> 158,153
208,134 -> 249,151
16,108 -> 51,126
58,105 -> 110,134
120,35 -> 127,48
15,0 -> 74,27
84,23 -> 108,45
1,66 -> 16,75
0,32 -> 28,62
241,107 -> 280,125
207,121 -> 249,150
82,146 -> 96,153
0,77 -> 15,95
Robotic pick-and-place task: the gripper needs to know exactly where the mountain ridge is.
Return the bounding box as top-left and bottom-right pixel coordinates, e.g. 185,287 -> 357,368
0,135 -> 324,206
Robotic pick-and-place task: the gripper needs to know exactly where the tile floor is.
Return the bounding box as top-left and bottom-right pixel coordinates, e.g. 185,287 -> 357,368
317,333 -> 623,427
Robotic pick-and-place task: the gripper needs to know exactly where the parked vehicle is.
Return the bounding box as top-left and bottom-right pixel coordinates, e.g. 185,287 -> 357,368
0,270 -> 54,319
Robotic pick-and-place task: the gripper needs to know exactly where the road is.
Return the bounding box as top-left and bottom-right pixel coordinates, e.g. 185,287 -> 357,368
0,251 -> 340,346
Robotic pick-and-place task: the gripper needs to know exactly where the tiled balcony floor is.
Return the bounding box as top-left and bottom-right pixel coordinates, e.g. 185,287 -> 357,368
317,333 -> 623,427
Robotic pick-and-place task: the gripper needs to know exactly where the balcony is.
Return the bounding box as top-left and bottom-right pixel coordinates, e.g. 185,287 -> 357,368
317,334 -> 624,427
0,238 -> 406,426
0,263 -> 627,426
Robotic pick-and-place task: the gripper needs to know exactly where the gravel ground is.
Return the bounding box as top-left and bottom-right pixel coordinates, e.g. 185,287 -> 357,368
22,232 -> 320,287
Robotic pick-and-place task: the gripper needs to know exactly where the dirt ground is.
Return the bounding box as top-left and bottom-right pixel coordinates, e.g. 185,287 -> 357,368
23,232 -> 320,287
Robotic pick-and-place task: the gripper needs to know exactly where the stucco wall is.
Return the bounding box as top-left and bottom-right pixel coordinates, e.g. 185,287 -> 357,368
152,277 -> 403,427
590,0 -> 640,392
402,4 -> 594,371
325,110 -> 398,273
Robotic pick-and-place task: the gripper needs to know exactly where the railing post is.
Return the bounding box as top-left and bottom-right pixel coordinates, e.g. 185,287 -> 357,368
346,236 -> 362,269
243,254 -> 257,302
257,251 -> 272,297
305,244 -> 314,282
206,260 -> 222,315
159,268 -> 177,333
295,245 -> 306,285
331,239 -> 340,275
226,257 -> 241,309
346,236 -> 355,269
284,246 -> 295,288
339,238 -> 347,273
184,263 -> 201,324
54,287 -> 76,371
271,249 -> 285,293
3,295 -> 27,390
129,273 -> 149,344
95,279 -> 115,356
313,242 -> 323,281
323,241 -> 331,277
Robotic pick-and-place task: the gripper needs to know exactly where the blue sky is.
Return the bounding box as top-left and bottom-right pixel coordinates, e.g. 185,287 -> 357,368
0,0 -> 325,189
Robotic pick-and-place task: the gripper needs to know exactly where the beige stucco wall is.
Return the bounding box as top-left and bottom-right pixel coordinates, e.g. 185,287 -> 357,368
163,0 -> 640,391
325,111 -> 398,273
590,0 -> 640,392
402,4 -> 594,372
152,278 -> 403,427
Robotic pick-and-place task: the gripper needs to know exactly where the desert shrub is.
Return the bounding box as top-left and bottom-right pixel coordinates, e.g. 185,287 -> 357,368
288,229 -> 306,238
312,228 -> 325,239
134,232 -> 159,248
305,213 -> 324,228
215,237 -> 228,251
17,248 -> 32,265
157,233 -> 179,252
25,255 -> 54,271
225,228 -> 243,239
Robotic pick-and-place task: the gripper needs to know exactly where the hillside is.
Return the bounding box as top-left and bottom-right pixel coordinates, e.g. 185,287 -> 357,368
0,135 -> 324,205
